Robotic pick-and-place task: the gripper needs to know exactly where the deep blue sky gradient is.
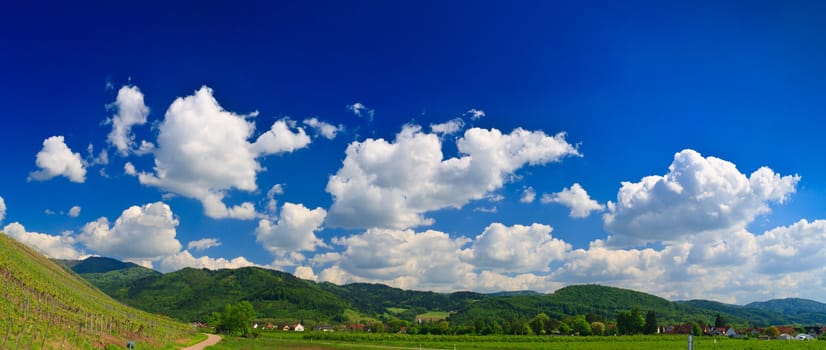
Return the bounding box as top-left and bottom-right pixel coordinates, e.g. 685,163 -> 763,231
2,1 -> 826,298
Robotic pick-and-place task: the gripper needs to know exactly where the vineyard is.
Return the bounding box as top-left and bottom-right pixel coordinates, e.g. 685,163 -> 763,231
0,233 -> 193,349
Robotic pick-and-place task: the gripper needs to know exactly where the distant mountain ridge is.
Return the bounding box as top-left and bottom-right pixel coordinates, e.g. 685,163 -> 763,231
746,298 -> 826,315
59,256 -> 826,327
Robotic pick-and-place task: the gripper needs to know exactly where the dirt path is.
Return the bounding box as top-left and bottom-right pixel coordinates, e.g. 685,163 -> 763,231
182,333 -> 222,350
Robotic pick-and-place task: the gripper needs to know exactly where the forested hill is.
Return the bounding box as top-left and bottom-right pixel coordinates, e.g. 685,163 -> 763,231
447,285 -> 723,327
107,266 -> 350,322
746,298 -> 826,315
60,255 -> 826,327
319,282 -> 484,315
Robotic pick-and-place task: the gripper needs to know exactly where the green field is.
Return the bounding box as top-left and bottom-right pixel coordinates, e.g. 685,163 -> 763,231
416,311 -> 451,321
206,332 -> 824,350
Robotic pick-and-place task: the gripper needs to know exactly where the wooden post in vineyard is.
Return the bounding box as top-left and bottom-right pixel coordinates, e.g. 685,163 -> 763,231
2,316 -> 12,349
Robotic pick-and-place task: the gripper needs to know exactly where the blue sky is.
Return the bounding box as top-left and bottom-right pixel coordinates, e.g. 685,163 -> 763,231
3,1 -> 826,303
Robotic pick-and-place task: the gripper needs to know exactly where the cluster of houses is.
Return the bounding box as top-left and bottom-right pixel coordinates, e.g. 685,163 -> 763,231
661,324 -> 823,340
255,323 -> 306,331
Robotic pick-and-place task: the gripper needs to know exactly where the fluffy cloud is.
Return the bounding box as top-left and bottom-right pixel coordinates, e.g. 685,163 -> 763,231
303,118 -> 343,140
521,186 -> 536,203
347,102 -> 374,122
137,86 -> 312,219
124,162 -> 137,176
756,219 -> 826,274
461,223 -> 569,273
0,196 -> 5,223
68,205 -> 81,218
294,265 -> 318,281
106,85 -> 150,156
430,118 -> 465,136
2,222 -> 85,259
250,119 -> 311,155
187,238 -> 221,251
316,225 -> 565,292
542,183 -> 604,218
78,202 -> 182,261
604,149 -> 800,243
28,136 -> 86,183
255,202 -> 326,256
158,250 -> 254,273
330,228 -> 473,288
326,125 -> 580,229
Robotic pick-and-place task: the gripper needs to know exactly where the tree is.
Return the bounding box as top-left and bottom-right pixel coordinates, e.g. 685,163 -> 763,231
616,308 -> 644,335
590,321 -> 606,336
558,322 -> 572,335
714,314 -> 726,328
529,313 -> 550,335
570,315 -> 592,336
691,322 -> 702,336
219,301 -> 256,336
643,311 -> 658,334
765,326 -> 780,338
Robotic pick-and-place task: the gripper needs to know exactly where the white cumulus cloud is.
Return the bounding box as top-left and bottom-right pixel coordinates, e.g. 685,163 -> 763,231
756,219 -> 826,274
106,85 -> 150,156
430,118 -> 465,136
124,162 -> 137,176
158,250 -> 254,273
542,183 -> 604,218
604,149 -> 800,244
326,125 -> 580,229
3,222 -> 85,259
521,186 -> 536,203
460,223 -> 570,273
187,238 -> 221,251
28,136 -> 87,183
78,202 -> 182,261
68,205 -> 81,218
250,119 -> 311,155
303,117 -> 343,140
255,202 -> 326,256
294,265 -> 318,281
331,228 -> 473,288
137,86 -> 312,220
0,196 -> 5,223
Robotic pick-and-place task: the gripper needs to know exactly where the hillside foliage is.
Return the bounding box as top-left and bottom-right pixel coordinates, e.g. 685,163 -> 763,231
62,256 -> 826,330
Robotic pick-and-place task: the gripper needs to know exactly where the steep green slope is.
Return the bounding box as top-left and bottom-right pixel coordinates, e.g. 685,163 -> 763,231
0,234 -> 191,349
119,267 -> 350,322
449,285 -> 728,327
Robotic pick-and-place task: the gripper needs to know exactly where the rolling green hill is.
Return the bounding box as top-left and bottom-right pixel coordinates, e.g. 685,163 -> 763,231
447,285 -> 726,327
0,233 -> 192,349
746,298 -> 826,316
56,256 -> 162,301
112,266 -> 351,323
319,282 -> 483,316
65,255 -> 826,329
